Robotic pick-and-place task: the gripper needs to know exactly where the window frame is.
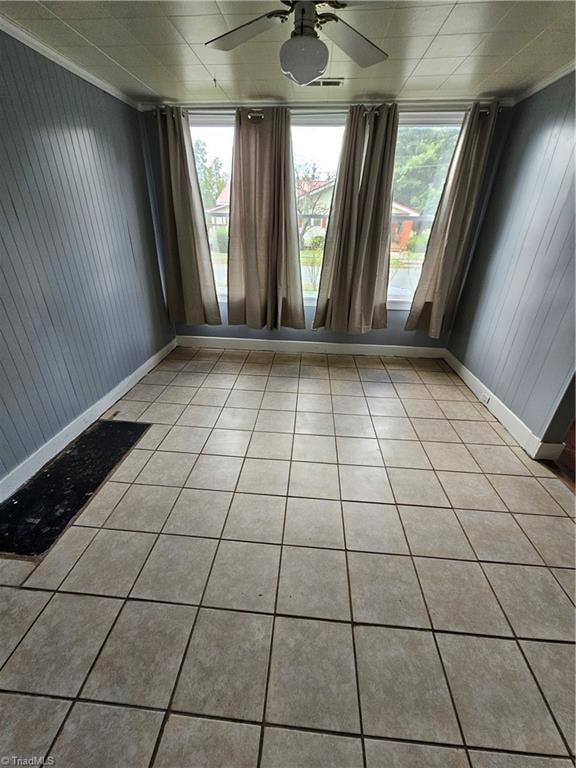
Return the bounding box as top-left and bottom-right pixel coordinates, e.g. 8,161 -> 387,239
188,108 -> 464,314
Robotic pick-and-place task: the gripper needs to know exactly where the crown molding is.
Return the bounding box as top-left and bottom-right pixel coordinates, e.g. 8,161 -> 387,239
514,62 -> 575,105
0,16 -> 139,109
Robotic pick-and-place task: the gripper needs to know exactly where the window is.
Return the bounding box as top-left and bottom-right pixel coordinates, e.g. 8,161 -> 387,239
189,110 -> 463,313
189,114 -> 234,301
388,113 -> 463,308
291,115 -> 346,305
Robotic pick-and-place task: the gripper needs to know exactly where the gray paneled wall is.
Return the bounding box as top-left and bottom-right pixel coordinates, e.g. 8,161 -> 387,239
449,73 -> 575,442
0,31 -> 172,482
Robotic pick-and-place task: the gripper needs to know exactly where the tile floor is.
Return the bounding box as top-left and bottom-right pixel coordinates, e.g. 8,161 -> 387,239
0,346 -> 574,768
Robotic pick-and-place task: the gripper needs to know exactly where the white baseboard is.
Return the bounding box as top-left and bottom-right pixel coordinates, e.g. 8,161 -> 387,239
0,339 -> 176,503
444,351 -> 564,461
176,335 -> 445,358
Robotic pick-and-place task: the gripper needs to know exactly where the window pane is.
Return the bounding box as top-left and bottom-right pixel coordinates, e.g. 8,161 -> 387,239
189,125 -> 234,300
291,125 -> 345,306
389,123 -> 462,305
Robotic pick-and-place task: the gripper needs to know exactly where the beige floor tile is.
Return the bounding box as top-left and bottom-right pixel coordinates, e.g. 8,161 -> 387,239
204,540 -> 280,612
186,454 -> 243,491
154,715 -> 260,768
349,553 -> 429,627
138,402 -> 186,425
299,378 -> 331,394
202,428 -> 251,457
104,484 -> 179,532
378,439 -> 431,469
247,431 -> 293,459
51,702 -> 162,768
340,465 -> 394,504
225,389 -> 263,409
132,535 -> 217,604
25,527 -> 97,589
267,617 -> 360,732
255,409 -> 296,433
261,391 -> 297,411
277,546 -> 350,620
0,593 -> 121,696
521,640 -> 575,749
110,449 -> 153,482
422,442 -> 481,472
416,558 -> 511,635
438,634 -> 566,754
343,502 -> 408,554
173,372 -> 208,388
469,752 -> 571,767
367,397 -> 406,417
365,740 -> 467,768
266,376 -> 299,393
336,437 -> 383,466
0,558 -> 36,587
60,529 -> 155,597
75,481 -> 128,526
437,401 -> 487,420
237,458 -> 290,495
135,451 -> 196,487
176,404 -> 221,427
372,416 -> 417,440
262,728 -> 363,768
552,568 -> 575,603
190,388 -> 229,406
456,509 -> 543,564
0,587 -> 52,668
223,493 -> 285,544
411,418 -> 461,442
135,424 -> 171,450
388,468 -> 450,507
156,385 -> 196,404
399,506 -> 475,559
215,407 -> 257,430
234,374 -> 268,390
514,515 -> 575,567
82,600 -> 195,707
330,380 -> 364,396
355,626 -> 460,742
297,393 -> 333,413
488,475 -> 565,515
362,382 -> 397,397
164,489 -> 232,538
538,478 -> 575,515
402,399 -> 445,418
293,434 -> 337,463
332,395 -> 369,415
289,461 -> 340,499
0,692 -> 71,760
437,471 -> 507,511
158,425 -> 210,453
467,445 -> 531,475
484,564 -> 575,641
335,414 -> 376,438
174,608 -> 272,720
102,399 -> 148,421
450,420 -> 505,445
284,497 -> 344,548
294,411 -> 334,435
394,383 -> 432,399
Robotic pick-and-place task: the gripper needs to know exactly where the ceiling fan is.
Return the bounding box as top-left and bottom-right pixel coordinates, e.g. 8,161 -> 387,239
205,0 -> 388,86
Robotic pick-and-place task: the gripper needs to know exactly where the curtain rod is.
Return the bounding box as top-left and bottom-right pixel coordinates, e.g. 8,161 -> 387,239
148,98 -> 501,114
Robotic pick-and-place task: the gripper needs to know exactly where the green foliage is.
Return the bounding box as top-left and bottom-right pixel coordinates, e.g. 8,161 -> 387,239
213,225 -> 229,254
393,127 -> 460,215
193,139 -> 228,208
310,235 -> 325,251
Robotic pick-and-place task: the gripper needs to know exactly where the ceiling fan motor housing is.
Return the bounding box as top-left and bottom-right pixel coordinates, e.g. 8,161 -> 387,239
280,1 -> 330,85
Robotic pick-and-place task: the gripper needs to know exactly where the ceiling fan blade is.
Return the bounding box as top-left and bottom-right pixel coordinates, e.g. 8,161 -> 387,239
323,17 -> 388,67
205,13 -> 281,51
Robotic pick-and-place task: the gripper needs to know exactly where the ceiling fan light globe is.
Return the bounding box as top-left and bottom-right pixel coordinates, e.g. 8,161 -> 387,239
280,35 -> 329,86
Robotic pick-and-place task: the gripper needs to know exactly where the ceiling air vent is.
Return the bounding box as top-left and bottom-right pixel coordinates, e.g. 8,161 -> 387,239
306,78 -> 344,87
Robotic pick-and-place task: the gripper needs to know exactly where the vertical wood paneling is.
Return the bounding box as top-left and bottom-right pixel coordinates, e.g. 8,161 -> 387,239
449,73 -> 575,441
0,31 -> 172,482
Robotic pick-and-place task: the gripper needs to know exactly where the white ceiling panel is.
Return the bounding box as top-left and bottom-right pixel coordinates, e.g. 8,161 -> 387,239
0,0 -> 573,104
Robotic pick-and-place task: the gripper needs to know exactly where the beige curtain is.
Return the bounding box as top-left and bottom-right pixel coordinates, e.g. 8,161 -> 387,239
157,107 -> 221,325
228,107 -> 305,329
313,104 -> 398,333
405,103 -> 499,338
